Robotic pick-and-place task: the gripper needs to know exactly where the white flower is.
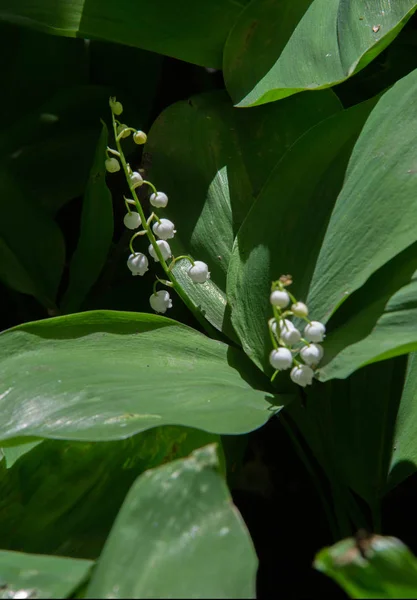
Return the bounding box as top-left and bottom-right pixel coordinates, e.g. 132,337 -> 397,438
291,302 -> 308,317
277,319 -> 301,345
290,365 -> 314,387
123,212 -> 141,230
133,130 -> 147,145
127,253 -> 148,276
117,124 -> 131,138
188,261 -> 210,284
148,240 -> 172,262
300,343 -> 323,366
304,321 -> 326,342
129,171 -> 143,188
105,157 -> 120,173
269,348 -> 293,371
150,290 -> 172,313
150,192 -> 168,208
152,218 -> 176,240
270,290 -> 290,308
109,97 -> 123,115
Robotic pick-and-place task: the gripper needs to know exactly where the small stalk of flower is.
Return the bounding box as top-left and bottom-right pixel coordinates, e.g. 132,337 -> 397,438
107,97 -> 211,321
268,275 -> 326,388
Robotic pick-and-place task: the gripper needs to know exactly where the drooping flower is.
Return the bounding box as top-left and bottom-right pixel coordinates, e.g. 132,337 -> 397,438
149,290 -> 172,313
269,348 -> 293,371
300,343 -> 324,366
148,240 -> 172,262
127,253 -> 148,276
105,157 -> 120,173
291,302 -> 308,318
152,218 -> 176,240
188,261 -> 210,284
290,365 -> 314,387
270,290 -> 290,308
304,321 -> 326,343
117,124 -> 131,138
150,192 -> 168,208
109,97 -> 123,115
129,171 -> 143,188
133,130 -> 147,145
123,212 -> 141,230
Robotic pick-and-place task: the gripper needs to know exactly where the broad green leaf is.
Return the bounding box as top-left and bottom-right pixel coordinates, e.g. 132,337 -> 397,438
0,169 -> 65,309
0,550 -> 93,599
86,444 -> 257,599
315,535 -> 417,599
146,90 -> 340,337
308,68 -> 417,324
0,0 -> 248,69
61,124 -> 113,313
388,353 -> 417,491
227,98 -> 374,372
224,0 -> 417,107
0,426 -> 221,557
0,311 -> 276,443
288,358 -> 405,508
319,276 -> 417,381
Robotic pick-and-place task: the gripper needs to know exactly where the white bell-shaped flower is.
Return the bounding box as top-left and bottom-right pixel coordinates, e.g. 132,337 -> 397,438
278,319 -> 301,345
148,240 -> 172,262
270,290 -> 290,308
129,171 -> 143,188
117,124 -> 130,138
150,290 -> 172,314
152,218 -> 176,240
300,343 -> 324,366
269,348 -> 293,371
123,212 -> 141,230
127,253 -> 148,276
105,157 -> 120,173
188,261 -> 210,284
133,130 -> 147,145
291,302 -> 308,317
290,365 -> 314,387
304,321 -> 326,342
150,192 -> 168,208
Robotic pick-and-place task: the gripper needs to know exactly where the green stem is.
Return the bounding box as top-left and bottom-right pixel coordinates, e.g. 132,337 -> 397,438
111,113 -> 220,338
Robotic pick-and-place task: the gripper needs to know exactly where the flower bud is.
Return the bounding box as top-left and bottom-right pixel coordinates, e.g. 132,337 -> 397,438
117,124 -> 131,138
290,365 -> 314,387
304,321 -> 326,343
105,157 -> 120,173
152,218 -> 176,240
291,302 -> 308,317
127,253 -> 148,276
300,343 -> 323,366
188,261 -> 210,284
269,348 -> 293,371
270,290 -> 290,308
150,290 -> 172,314
133,130 -> 147,145
148,240 -> 172,262
150,192 -> 168,208
109,97 -> 123,115
123,212 -> 141,230
129,172 -> 143,188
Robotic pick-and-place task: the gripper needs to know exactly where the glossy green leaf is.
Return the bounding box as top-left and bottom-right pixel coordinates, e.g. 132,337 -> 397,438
1,440 -> 42,469
0,550 -> 93,599
319,276 -> 417,381
0,169 -> 65,309
227,98 -> 375,372
61,124 -> 113,313
0,0 -> 248,69
308,68 -> 417,324
86,444 -> 257,599
315,535 -> 417,599
224,0 -> 417,107
146,90 -> 340,337
0,311 -> 276,443
0,426 -> 221,556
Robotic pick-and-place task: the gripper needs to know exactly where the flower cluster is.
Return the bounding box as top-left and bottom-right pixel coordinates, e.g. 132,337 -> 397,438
268,275 -> 326,388
106,98 -> 210,314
